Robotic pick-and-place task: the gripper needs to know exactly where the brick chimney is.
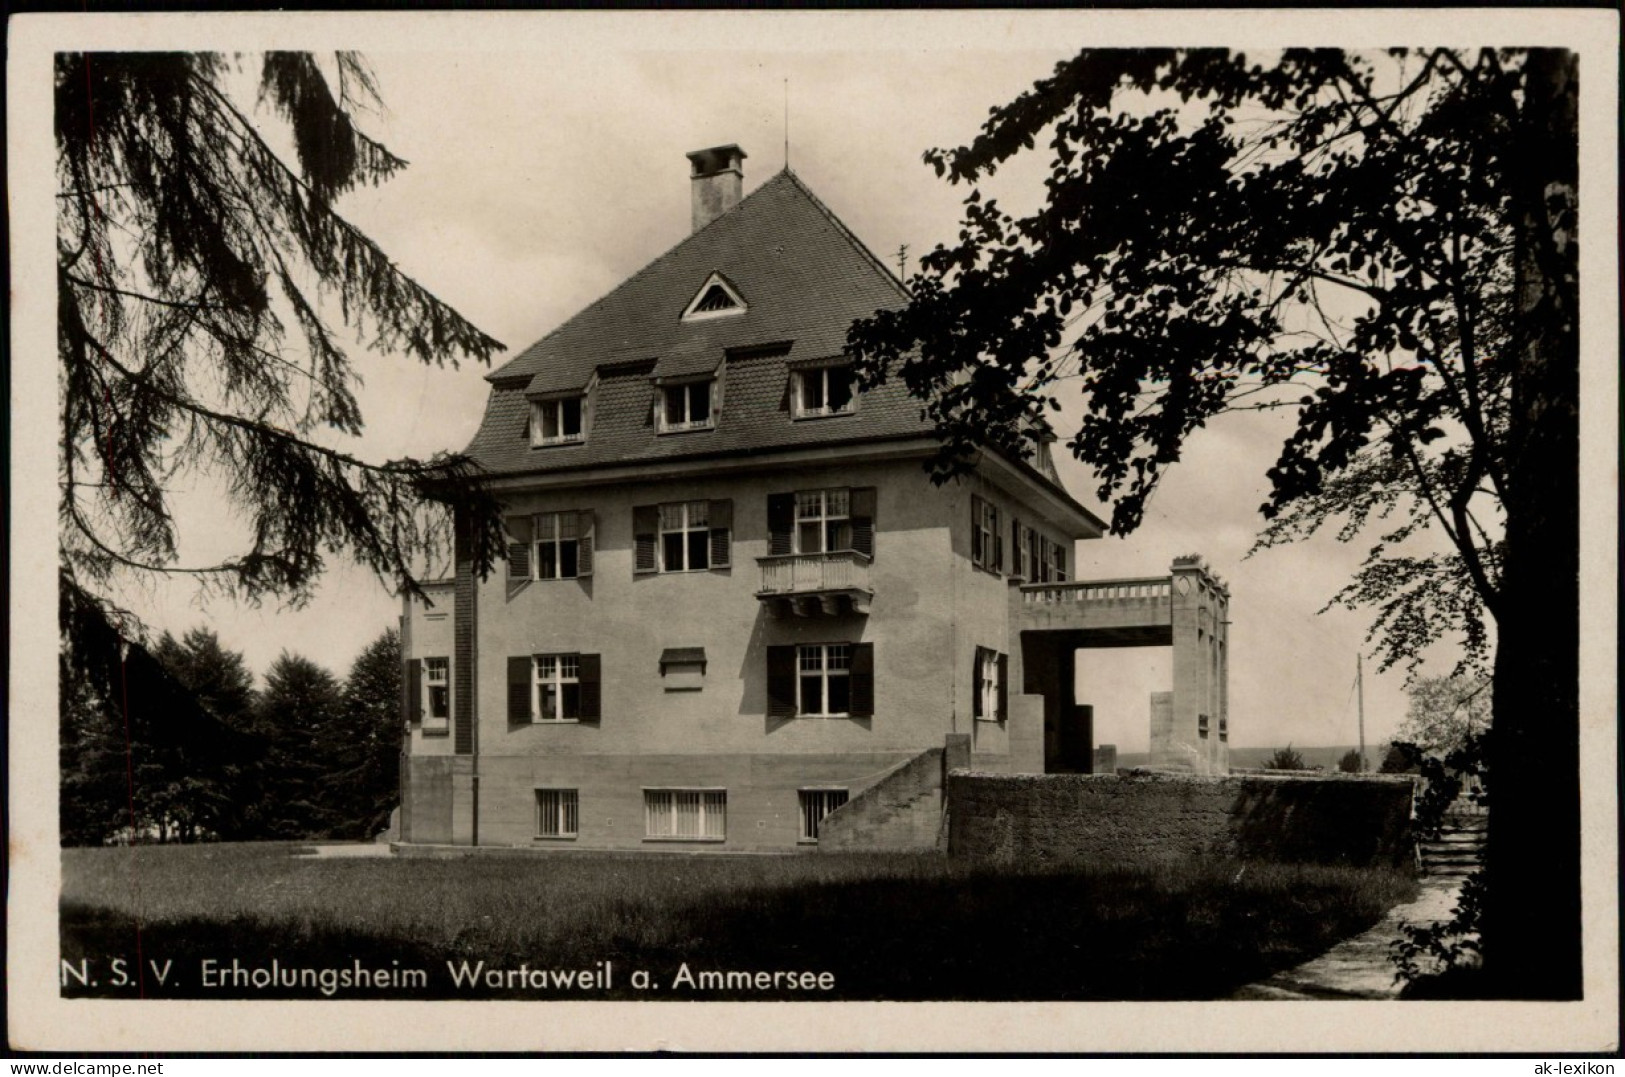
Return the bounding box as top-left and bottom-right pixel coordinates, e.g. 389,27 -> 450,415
687,144 -> 746,232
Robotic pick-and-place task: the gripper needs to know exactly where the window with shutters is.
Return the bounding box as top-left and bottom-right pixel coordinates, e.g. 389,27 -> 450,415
973,647 -> 1007,723
530,396 -> 585,446
798,643 -> 852,717
1048,539 -> 1069,582
794,489 -> 851,554
661,501 -> 710,571
792,364 -> 856,419
636,500 -> 730,574
535,512 -> 582,579
508,653 -> 601,725
766,643 -> 873,719
423,658 -> 450,733
765,488 -> 875,564
644,789 -> 726,841
1012,519 -> 1033,580
534,654 -> 581,722
659,379 -> 714,432
535,789 -> 579,839
507,511 -> 594,585
970,495 -> 1002,573
798,788 -> 849,843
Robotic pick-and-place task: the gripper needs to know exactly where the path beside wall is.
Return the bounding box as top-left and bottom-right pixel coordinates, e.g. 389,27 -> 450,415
948,770 -> 1415,868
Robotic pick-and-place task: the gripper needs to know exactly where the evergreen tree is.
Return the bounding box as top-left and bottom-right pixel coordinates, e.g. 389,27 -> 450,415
254,651 -> 347,839
333,628 -> 404,840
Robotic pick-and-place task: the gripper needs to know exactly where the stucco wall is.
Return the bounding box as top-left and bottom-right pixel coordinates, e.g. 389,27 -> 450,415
476,458 -> 961,760
947,770 -> 1416,868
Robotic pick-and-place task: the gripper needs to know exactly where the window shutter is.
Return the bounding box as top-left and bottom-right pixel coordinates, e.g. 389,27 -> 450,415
971,648 -> 984,719
577,511 -> 594,577
850,486 -> 877,559
850,643 -> 875,718
506,515 -> 533,582
406,658 -> 422,725
993,505 -> 1004,572
633,505 -> 658,573
507,656 -> 532,725
578,653 -> 602,722
996,652 -> 1009,722
970,496 -> 984,566
708,499 -> 732,568
1011,518 -> 1023,578
767,493 -> 795,556
766,645 -> 796,718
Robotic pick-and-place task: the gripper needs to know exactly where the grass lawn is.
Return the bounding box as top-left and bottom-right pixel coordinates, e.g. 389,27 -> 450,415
61,843 -> 1417,1000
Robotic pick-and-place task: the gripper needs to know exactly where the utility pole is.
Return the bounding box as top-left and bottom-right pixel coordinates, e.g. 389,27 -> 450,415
1357,653 -> 1367,772
895,243 -> 909,280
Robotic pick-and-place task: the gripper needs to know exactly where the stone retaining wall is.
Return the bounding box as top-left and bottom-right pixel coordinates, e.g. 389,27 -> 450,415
947,769 -> 1415,868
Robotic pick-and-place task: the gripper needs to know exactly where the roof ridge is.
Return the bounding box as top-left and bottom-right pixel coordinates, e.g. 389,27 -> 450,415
779,167 -> 911,304
486,172 -> 797,383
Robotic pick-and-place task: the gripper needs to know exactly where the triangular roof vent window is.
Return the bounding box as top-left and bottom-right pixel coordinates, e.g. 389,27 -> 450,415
681,272 -> 747,322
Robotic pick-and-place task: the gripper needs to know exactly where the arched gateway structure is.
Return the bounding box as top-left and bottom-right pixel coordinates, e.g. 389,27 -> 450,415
1015,555 -> 1231,776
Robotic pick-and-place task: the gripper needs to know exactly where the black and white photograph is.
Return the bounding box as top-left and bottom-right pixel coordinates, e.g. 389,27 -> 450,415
7,8 -> 1619,1055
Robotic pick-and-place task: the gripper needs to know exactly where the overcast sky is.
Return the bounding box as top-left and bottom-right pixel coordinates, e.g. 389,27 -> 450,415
70,15 -> 1501,752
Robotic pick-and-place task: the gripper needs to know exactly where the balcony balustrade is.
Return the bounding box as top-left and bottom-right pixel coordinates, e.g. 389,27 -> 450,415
756,551 -> 873,616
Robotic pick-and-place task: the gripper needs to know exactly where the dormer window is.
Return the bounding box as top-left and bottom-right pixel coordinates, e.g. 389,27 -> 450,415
531,396 -> 584,447
660,379 -> 714,433
680,272 -> 747,323
793,364 -> 856,419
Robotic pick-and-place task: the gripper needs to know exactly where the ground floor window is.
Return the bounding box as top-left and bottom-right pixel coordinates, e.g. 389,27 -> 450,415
644,788 -> 726,841
535,789 -> 579,838
798,643 -> 851,716
423,657 -> 450,732
798,788 -> 850,843
973,647 -> 1007,722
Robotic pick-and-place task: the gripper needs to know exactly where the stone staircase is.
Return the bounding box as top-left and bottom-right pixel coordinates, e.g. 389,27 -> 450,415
1419,816 -> 1486,877
816,735 -> 969,852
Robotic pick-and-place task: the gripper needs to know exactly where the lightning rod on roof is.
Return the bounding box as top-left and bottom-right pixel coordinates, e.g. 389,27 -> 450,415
783,78 -> 790,170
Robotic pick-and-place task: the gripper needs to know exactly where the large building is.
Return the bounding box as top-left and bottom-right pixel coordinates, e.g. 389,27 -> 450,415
398,146 -> 1231,851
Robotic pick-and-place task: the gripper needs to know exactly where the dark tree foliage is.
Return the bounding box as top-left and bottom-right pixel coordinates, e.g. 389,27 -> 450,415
1337,749 -> 1364,774
331,628 -> 404,840
850,48 -> 1578,997
59,574 -> 258,845
56,52 -> 507,607
253,651 -> 348,839
1377,742 -> 1418,775
1264,745 -> 1308,772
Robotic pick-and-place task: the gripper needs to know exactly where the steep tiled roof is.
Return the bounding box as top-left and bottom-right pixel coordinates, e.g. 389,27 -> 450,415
467,169 -> 931,477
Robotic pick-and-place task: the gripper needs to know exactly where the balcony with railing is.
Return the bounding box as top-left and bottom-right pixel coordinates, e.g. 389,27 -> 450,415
1017,575 -> 1174,636
757,551 -> 873,617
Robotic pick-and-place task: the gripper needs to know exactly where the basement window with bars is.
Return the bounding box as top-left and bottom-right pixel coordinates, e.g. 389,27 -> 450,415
644,789 -> 726,842
798,788 -> 850,843
535,789 -> 579,839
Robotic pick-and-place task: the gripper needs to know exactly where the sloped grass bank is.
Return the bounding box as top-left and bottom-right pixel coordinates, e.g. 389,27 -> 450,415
61,843 -> 1415,1000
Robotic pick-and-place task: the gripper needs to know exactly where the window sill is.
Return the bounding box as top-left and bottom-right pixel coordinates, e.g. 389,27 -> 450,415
530,438 -> 586,449
973,715 -> 1003,724
529,719 -> 581,726
420,726 -> 451,737
532,835 -> 578,842
642,836 -> 726,844
656,425 -> 716,436
791,409 -> 856,421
